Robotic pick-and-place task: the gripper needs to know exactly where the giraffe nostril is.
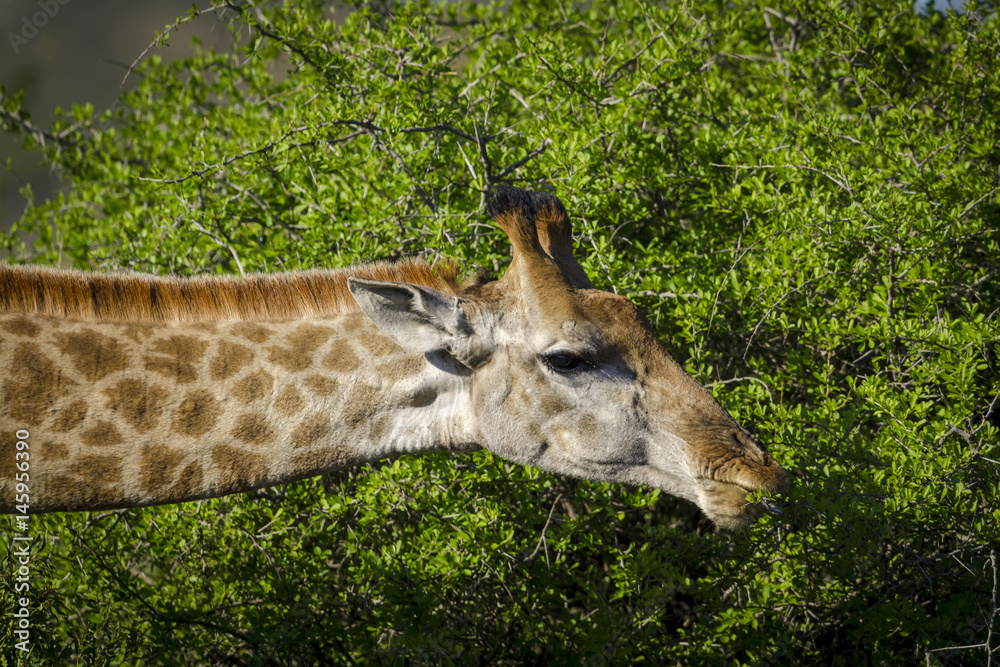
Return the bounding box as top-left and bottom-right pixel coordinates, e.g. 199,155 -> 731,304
731,430 -> 746,449
732,429 -> 769,460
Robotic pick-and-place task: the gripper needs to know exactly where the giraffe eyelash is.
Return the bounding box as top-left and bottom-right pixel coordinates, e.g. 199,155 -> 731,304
541,351 -> 592,374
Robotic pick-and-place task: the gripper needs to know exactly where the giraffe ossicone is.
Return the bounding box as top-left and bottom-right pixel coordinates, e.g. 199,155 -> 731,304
0,186 -> 788,529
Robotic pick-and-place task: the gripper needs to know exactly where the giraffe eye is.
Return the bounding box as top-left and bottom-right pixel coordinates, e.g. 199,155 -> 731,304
542,351 -> 589,373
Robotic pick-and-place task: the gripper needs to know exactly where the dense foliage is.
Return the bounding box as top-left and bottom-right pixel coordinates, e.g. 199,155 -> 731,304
2,1 -> 998,664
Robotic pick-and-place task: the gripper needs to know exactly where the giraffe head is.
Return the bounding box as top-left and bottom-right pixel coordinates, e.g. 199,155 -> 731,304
349,186 -> 788,530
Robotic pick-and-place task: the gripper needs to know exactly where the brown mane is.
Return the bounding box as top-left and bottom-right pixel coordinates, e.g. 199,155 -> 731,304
0,259 -> 462,323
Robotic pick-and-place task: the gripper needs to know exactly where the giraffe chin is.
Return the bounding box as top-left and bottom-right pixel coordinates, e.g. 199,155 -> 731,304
634,467 -> 776,530
696,479 -> 779,531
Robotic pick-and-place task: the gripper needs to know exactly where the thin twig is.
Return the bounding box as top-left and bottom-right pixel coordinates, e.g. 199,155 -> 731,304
522,494 -> 562,565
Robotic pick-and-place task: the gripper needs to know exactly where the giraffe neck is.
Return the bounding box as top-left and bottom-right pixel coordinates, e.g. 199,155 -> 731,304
0,311 -> 478,512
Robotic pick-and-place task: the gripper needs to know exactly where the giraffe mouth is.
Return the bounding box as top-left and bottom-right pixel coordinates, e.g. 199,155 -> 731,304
695,479 -> 784,530
636,464 -> 786,528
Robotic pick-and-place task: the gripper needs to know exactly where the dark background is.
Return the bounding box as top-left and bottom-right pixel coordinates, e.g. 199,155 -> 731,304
0,1 -> 231,233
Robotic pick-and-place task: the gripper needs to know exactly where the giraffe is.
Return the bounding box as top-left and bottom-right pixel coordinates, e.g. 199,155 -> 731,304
0,186 -> 788,529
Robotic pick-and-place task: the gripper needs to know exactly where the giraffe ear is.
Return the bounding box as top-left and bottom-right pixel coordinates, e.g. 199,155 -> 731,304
347,278 -> 470,356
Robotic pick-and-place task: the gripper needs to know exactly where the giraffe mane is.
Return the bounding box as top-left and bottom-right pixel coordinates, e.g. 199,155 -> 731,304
0,259 -> 462,324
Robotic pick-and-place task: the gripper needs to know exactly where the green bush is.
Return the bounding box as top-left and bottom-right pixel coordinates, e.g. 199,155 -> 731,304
2,1 -> 998,664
